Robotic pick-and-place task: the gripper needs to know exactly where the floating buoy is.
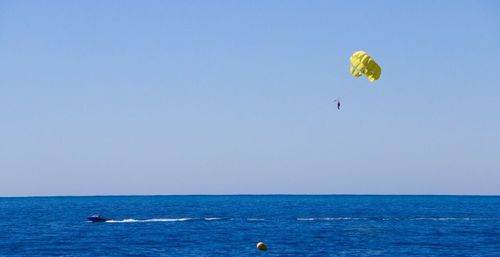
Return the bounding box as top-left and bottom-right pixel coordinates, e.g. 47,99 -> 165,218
256,242 -> 267,251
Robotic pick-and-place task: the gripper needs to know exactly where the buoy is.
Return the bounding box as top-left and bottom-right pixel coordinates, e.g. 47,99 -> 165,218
256,242 -> 267,251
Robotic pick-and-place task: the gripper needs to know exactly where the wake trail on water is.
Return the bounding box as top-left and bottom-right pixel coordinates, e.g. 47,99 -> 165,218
102,217 -> 264,223
102,217 -> 229,223
90,217 -> 499,223
106,218 -> 193,223
297,217 -> 500,221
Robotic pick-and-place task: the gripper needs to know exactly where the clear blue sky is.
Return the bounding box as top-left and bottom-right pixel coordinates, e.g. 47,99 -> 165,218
1,0 -> 499,196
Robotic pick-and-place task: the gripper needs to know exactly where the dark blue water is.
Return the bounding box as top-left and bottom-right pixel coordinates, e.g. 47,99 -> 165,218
0,195 -> 499,256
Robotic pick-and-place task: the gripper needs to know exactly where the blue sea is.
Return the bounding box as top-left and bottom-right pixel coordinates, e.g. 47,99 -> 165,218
0,195 -> 499,256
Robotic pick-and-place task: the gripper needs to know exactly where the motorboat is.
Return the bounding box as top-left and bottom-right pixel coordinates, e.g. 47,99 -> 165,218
87,214 -> 110,222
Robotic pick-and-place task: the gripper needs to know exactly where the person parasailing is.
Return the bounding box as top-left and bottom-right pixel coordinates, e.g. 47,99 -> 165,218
333,98 -> 341,110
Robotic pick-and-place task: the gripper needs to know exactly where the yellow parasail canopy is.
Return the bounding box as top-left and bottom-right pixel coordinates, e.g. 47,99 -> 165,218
350,51 -> 381,82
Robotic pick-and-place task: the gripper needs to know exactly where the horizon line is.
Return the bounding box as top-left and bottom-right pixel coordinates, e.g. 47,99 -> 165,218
1,193 -> 499,199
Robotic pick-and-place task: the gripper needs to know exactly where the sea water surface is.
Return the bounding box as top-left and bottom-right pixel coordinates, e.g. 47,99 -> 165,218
0,195 -> 499,256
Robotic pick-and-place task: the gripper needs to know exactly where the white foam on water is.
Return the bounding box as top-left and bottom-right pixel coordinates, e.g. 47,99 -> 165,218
413,217 -> 464,221
106,218 -> 192,223
412,217 -> 499,221
297,217 -> 365,221
96,216 -> 500,223
297,217 -> 500,221
204,217 -> 222,221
